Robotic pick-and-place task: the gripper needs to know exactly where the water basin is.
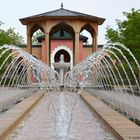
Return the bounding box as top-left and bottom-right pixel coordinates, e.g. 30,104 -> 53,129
6,92 -> 116,140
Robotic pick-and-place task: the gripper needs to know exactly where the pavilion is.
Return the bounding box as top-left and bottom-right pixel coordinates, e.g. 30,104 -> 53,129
19,4 -> 105,68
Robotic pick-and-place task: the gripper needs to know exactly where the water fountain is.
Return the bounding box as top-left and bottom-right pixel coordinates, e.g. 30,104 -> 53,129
65,43 -> 140,122
7,91 -> 115,140
53,54 -> 70,88
0,43 -> 140,139
0,45 -> 58,112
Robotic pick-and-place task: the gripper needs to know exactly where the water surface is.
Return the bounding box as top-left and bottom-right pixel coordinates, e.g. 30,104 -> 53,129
7,92 -> 115,140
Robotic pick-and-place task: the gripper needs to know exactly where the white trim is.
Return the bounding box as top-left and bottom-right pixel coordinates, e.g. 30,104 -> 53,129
51,45 -> 73,69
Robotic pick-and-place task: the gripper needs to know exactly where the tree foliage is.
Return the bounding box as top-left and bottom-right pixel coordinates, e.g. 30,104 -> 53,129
106,8 -> 140,61
0,21 -> 24,46
0,21 -> 24,84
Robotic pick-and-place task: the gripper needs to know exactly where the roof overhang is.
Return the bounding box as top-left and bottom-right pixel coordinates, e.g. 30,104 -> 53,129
20,16 -> 105,25
19,8 -> 105,25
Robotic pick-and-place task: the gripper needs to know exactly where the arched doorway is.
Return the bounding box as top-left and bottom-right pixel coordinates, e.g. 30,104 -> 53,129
54,49 -> 71,75
54,49 -> 70,62
50,22 -> 75,65
51,45 -> 73,69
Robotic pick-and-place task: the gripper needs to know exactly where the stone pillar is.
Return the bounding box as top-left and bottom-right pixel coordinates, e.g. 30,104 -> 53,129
45,32 -> 50,65
41,41 -> 46,63
75,32 -> 80,64
27,31 -> 32,54
79,41 -> 83,62
92,33 -> 97,53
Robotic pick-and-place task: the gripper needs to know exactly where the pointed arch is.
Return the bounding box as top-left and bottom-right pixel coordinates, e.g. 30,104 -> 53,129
80,23 -> 97,53
30,24 -> 45,37
49,22 -> 75,66
50,22 -> 75,37
80,23 -> 96,37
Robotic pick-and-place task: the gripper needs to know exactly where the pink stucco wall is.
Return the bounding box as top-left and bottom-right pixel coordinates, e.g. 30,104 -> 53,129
41,39 -> 84,63
50,40 -> 73,53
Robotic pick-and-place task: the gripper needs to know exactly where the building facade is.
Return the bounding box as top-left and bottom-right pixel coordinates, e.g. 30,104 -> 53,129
20,5 -> 105,68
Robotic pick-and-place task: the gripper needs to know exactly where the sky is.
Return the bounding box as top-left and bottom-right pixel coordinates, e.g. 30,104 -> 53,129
0,0 -> 140,44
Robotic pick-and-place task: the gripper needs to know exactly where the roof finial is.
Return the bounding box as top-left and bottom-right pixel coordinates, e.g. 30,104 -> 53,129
61,2 -> 63,9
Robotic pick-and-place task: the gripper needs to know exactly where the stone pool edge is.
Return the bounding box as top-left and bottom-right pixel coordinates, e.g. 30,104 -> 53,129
80,90 -> 140,140
0,90 -> 45,140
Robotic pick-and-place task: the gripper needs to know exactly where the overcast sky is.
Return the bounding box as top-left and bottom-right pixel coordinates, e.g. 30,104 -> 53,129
0,0 -> 140,44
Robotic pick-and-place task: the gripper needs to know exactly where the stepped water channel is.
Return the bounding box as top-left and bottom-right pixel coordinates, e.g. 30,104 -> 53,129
0,44 -> 140,139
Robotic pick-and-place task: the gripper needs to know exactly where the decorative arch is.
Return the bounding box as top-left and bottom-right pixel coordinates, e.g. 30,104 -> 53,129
26,23 -> 45,54
50,22 -> 75,37
80,23 -> 98,52
49,22 -> 75,66
51,45 -> 73,69
30,24 -> 45,37
80,23 -> 96,37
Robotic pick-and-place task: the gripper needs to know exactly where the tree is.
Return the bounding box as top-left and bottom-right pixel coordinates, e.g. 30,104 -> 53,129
0,21 -> 24,46
106,9 -> 140,61
0,21 -> 24,85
